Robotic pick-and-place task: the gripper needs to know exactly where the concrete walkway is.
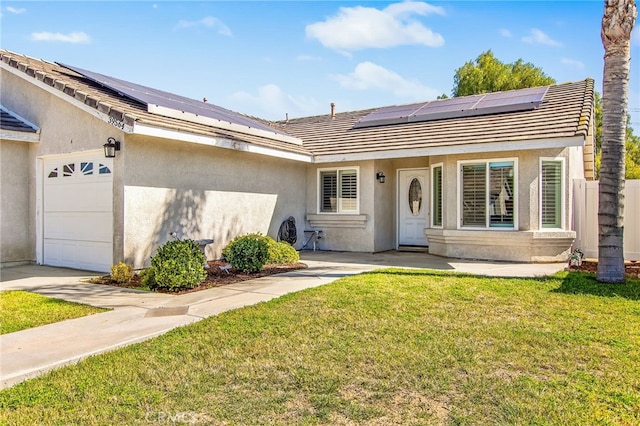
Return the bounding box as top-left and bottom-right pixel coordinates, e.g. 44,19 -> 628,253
0,251 -> 565,389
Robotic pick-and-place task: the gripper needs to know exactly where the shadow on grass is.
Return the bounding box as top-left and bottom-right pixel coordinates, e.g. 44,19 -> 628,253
363,268 -> 485,280
552,271 -> 640,301
362,268 -> 560,282
363,269 -> 640,301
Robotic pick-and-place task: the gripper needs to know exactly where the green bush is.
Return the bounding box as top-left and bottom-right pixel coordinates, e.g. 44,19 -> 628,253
222,233 -> 269,273
138,267 -> 157,289
150,239 -> 206,291
266,239 -> 299,264
110,262 -> 133,284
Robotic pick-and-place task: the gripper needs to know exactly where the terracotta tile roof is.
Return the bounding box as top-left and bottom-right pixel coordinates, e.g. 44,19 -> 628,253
277,78 -> 595,159
0,50 -> 312,158
0,107 -> 38,133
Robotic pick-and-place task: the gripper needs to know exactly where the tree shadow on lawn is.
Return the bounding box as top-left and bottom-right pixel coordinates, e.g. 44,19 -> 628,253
364,268 -> 559,281
552,271 -> 640,301
365,268 -> 640,301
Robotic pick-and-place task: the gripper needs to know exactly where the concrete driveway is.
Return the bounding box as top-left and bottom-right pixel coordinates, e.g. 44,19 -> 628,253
0,251 -> 566,389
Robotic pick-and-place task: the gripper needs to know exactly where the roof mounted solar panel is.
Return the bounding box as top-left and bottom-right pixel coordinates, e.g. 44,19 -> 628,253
469,86 -> 549,115
354,85 -> 549,129
408,94 -> 485,123
58,63 -> 301,145
352,102 -> 427,128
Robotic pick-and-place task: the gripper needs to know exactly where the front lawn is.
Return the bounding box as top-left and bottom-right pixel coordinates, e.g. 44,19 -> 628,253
0,291 -> 108,334
1,270 -> 638,424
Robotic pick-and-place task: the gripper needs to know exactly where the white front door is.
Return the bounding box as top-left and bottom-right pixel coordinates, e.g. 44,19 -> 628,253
43,154 -> 113,272
398,169 -> 429,246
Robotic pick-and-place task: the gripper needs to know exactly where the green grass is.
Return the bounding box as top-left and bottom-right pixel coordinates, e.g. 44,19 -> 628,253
0,291 -> 108,334
1,270 -> 639,425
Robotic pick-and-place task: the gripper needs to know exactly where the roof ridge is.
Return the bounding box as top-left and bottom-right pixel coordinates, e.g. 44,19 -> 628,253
0,49 -> 313,158
280,79 -> 590,126
576,78 -> 595,137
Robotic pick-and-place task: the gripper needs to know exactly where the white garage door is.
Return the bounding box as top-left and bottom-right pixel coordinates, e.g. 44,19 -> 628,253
43,154 -> 113,272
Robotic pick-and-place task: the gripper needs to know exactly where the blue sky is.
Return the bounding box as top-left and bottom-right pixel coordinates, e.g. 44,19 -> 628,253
1,1 -> 639,127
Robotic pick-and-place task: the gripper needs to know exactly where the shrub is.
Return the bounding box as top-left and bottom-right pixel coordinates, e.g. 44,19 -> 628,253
266,239 -> 299,264
138,267 -> 157,289
110,262 -> 133,284
151,239 -> 206,291
222,233 -> 269,273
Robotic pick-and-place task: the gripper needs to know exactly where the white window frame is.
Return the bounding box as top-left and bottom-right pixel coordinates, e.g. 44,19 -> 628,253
430,163 -> 444,228
317,166 -> 360,214
539,157 -> 565,230
457,158 -> 518,230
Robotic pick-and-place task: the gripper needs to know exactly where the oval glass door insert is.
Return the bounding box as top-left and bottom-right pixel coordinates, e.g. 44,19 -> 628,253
408,178 -> 422,216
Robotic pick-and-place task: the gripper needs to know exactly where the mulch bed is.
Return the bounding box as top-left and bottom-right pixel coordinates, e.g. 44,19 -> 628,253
567,259 -> 640,279
89,260 -> 308,295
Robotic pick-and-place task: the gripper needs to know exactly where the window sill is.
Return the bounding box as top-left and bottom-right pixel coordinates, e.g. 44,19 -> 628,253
458,227 -> 517,231
307,214 -> 368,229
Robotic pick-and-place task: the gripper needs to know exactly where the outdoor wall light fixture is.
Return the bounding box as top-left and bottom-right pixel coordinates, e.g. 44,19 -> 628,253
376,171 -> 386,183
103,137 -> 121,158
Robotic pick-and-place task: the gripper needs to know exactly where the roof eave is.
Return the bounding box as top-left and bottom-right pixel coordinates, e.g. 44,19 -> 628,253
133,122 -> 313,163
313,136 -> 586,163
0,129 -> 40,142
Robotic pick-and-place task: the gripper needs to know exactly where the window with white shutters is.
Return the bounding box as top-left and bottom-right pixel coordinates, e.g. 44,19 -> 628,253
319,168 -> 359,213
320,171 -> 337,212
461,163 -> 487,227
541,160 -> 563,228
459,159 -> 516,229
432,165 -> 443,227
488,162 -> 514,228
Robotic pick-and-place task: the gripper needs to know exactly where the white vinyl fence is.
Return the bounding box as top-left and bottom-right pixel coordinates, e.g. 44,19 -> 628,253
573,179 -> 640,261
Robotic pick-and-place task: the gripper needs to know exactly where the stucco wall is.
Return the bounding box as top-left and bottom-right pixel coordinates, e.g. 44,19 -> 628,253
1,68 -> 125,266
373,159 -> 396,252
306,157 -> 436,253
122,135 -> 307,268
1,70 -> 122,158
305,161 -> 376,252
0,140 -> 32,265
425,146 -> 580,262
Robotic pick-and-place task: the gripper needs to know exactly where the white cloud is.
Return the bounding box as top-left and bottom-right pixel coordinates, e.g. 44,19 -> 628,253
561,57 -> 584,68
499,28 -> 512,38
228,84 -> 322,120
30,31 -> 91,44
330,61 -> 440,100
522,29 -> 561,47
174,16 -> 232,36
6,6 -> 26,14
305,1 -> 445,51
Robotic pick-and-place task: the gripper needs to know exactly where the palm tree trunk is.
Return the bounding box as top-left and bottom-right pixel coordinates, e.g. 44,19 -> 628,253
598,0 -> 636,283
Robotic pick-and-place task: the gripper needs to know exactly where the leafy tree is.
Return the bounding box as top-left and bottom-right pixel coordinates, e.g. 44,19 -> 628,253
626,131 -> 640,178
598,0 -> 636,283
451,50 -> 640,180
452,50 -> 556,96
594,91 -> 640,179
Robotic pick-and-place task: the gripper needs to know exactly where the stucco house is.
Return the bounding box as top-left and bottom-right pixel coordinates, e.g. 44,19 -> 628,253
0,50 -> 595,272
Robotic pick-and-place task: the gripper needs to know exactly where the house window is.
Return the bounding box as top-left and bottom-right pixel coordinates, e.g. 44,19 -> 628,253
81,162 -> 94,175
98,164 -> 111,175
319,168 -> 358,213
62,163 -> 75,177
431,164 -> 443,227
459,159 -> 516,229
541,159 -> 564,229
